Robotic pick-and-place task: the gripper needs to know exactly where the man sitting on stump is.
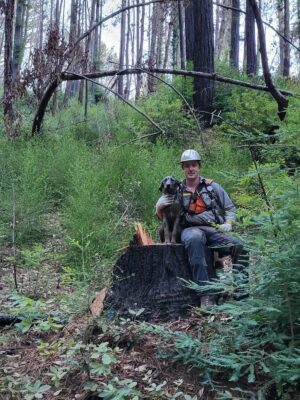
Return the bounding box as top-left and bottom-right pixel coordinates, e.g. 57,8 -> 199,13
156,149 -> 248,309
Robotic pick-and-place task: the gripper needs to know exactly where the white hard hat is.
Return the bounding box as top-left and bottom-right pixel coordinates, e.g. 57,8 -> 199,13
180,149 -> 201,163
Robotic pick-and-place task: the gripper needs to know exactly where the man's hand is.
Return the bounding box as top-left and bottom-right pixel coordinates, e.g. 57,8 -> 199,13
155,195 -> 174,220
219,223 -> 232,232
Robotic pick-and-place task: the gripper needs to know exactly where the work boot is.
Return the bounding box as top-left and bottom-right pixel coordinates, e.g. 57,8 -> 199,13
200,295 -> 216,309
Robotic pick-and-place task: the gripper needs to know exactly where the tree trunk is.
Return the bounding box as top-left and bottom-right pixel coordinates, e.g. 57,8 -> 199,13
245,0 -> 257,76
248,0 -> 288,119
215,0 -> 231,62
3,0 -> 17,139
280,0 -> 290,76
156,3 -> 165,69
185,0 -> 194,65
105,244 -> 204,322
177,0 -> 185,69
124,0 -> 131,98
163,11 -> 172,69
118,0 -> 127,96
12,0 -> 26,79
193,0 -> 215,118
148,3 -> 159,92
230,0 -> 240,70
63,0 -> 78,106
39,0 -> 44,50
171,1 -> 179,68
136,0 -> 145,99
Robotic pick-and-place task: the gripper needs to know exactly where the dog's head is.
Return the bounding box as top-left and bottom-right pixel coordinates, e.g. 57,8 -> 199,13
159,176 -> 181,195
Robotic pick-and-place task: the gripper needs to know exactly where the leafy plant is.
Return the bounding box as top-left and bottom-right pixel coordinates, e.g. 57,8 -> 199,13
23,379 -> 51,400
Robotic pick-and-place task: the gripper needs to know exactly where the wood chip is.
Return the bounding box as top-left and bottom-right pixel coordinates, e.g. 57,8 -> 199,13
89,288 -> 108,317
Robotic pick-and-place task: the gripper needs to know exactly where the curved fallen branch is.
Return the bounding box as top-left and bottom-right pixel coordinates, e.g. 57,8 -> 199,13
32,68 -> 297,134
66,72 -> 165,136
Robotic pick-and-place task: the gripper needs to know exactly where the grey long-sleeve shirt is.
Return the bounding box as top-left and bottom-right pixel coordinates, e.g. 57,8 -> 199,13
182,177 -> 236,226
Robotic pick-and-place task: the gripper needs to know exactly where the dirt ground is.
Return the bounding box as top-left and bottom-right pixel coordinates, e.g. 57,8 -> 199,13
1,241 -> 216,400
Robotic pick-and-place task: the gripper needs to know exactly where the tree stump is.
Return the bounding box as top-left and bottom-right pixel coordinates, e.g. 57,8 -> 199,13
105,244 -> 204,322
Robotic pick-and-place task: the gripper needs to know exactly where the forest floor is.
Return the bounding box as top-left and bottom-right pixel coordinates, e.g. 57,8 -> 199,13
0,251 -> 216,400
0,213 -> 219,400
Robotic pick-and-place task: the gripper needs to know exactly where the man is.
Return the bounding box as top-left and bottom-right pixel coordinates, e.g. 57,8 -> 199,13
156,149 -> 247,308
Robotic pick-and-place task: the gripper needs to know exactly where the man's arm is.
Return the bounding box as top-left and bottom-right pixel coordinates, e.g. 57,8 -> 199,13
155,195 -> 174,220
213,182 -> 236,231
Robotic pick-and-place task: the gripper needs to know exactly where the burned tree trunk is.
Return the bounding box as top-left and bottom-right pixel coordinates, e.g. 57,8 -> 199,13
105,244 -> 215,322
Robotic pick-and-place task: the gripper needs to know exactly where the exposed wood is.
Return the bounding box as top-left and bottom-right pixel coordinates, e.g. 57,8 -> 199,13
90,288 -> 108,317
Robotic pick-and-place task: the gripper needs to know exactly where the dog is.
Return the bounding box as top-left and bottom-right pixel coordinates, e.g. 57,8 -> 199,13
159,176 -> 182,244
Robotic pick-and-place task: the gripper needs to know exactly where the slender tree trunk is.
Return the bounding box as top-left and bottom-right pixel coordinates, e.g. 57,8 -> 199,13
177,0 -> 185,69
124,0 -> 131,98
230,0 -> 240,69
12,0 -> 26,79
136,0 -> 145,99
3,0 -> 17,139
245,0 -> 257,76
283,0 -> 290,76
171,1 -> 179,68
39,0 -> 44,50
61,0 -> 66,36
63,0 -> 78,105
278,0 -> 284,74
215,0 -> 231,62
163,12 -> 172,68
248,0 -> 288,119
193,0 -> 215,118
93,0 -> 100,69
118,0 -> 127,96
50,0 -> 54,26
156,3 -> 164,69
0,20 -> 5,60
91,0 -> 100,96
148,2 -> 159,91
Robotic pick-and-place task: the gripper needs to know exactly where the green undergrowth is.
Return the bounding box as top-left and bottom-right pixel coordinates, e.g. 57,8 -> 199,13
0,75 -> 300,399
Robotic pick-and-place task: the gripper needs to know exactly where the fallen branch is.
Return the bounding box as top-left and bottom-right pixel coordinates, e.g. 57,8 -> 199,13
32,68 -> 297,134
66,72 -> 165,136
109,61 -> 209,155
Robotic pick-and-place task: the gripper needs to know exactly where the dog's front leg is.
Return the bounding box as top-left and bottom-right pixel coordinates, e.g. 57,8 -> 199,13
163,216 -> 171,244
171,215 -> 180,244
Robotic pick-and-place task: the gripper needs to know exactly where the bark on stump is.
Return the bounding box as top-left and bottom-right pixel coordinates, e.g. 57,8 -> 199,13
105,244 -> 202,322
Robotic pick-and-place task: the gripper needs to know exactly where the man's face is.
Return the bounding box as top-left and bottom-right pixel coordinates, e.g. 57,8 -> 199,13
182,161 -> 200,180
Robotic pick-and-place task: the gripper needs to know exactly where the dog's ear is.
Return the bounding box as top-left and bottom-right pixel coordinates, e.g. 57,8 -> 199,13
159,180 -> 164,192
